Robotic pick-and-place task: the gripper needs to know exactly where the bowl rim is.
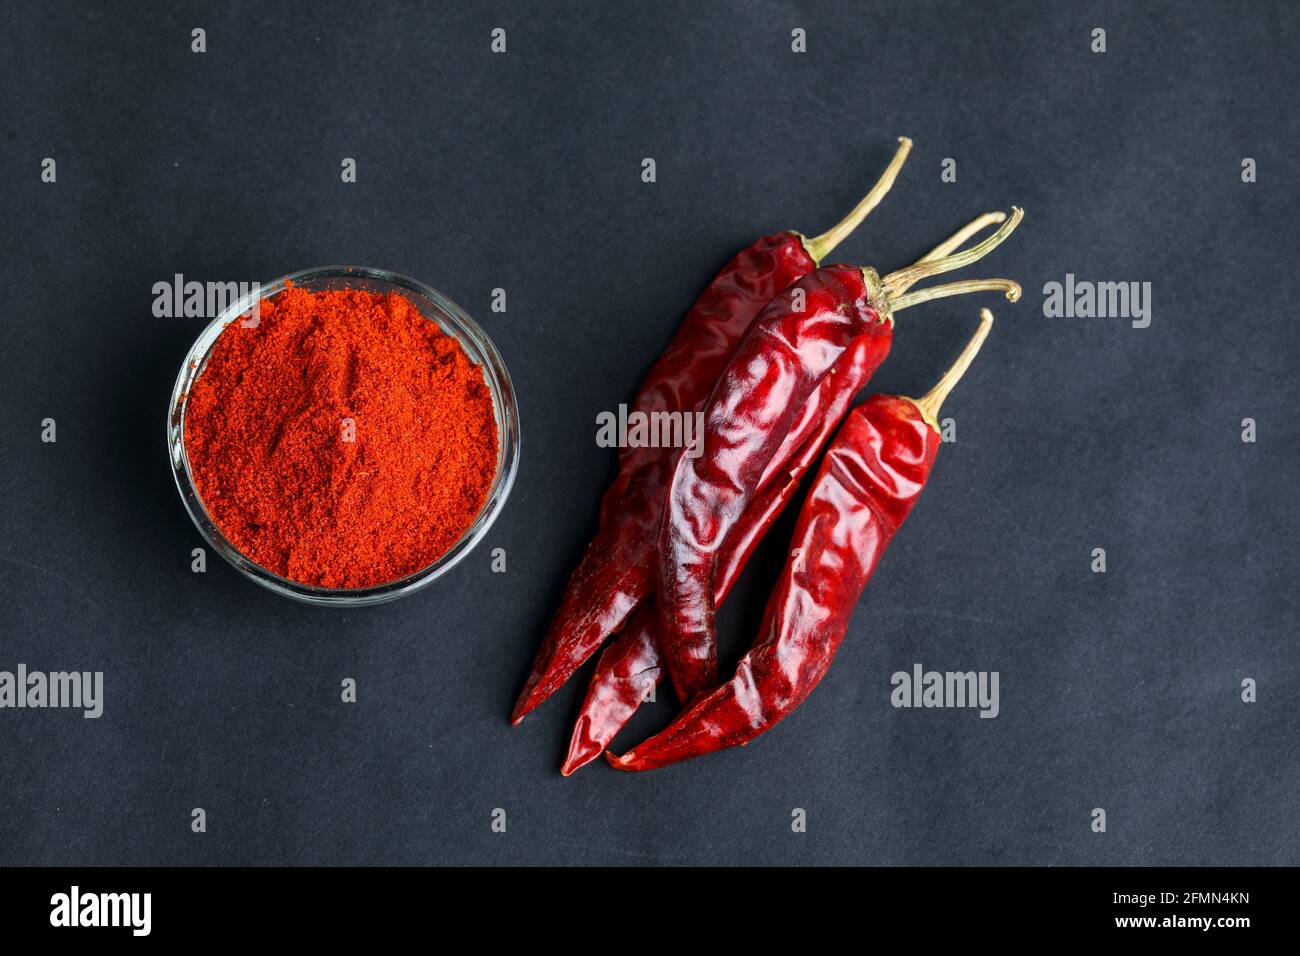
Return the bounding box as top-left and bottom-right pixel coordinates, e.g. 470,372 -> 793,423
167,265 -> 521,607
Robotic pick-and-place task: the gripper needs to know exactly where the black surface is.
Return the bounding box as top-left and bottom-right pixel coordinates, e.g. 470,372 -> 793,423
0,867 -> 1278,938
2,1 -> 1296,866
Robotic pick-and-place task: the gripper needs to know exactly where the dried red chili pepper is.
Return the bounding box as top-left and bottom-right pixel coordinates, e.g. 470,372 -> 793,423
609,310 -> 995,771
562,338 -> 875,773
561,213 -> 1009,774
656,213 -> 1022,702
511,139 -> 915,723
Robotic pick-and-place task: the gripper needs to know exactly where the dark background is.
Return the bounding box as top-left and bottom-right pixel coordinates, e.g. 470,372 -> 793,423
1,0 -> 1296,866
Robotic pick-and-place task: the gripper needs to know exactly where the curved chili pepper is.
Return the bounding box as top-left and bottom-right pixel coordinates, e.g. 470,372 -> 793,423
610,310 -> 996,771
561,213 -> 1009,773
656,212 -> 1023,702
511,139 -> 914,723
562,336 -> 877,774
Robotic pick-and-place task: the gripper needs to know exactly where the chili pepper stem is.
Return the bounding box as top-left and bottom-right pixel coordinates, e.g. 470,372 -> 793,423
918,212 -> 1006,263
883,207 -> 1024,298
890,278 -> 1021,314
802,137 -> 913,263
910,309 -> 994,427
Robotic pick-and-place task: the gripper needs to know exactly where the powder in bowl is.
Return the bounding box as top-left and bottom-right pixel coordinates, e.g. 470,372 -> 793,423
183,284 -> 499,588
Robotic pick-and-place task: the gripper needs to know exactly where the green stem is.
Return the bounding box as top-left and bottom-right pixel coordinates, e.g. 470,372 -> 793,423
918,211 -> 1006,263
883,207 -> 1023,298
912,309 -> 995,425
803,137 -> 913,263
890,278 -> 1021,314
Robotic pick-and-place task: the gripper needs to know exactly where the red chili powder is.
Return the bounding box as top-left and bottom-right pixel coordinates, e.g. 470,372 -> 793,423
183,285 -> 499,588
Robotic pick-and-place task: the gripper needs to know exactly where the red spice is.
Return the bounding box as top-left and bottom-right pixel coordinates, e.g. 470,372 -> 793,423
184,285 -> 499,588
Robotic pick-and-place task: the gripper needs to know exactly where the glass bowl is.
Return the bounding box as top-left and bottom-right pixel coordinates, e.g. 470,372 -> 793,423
167,266 -> 520,606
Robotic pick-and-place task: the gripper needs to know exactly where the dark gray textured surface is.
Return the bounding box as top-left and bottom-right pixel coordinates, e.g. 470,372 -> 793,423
1,0 -> 1296,866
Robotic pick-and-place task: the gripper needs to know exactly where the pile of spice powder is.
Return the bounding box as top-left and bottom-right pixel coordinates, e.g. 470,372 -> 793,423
183,284 -> 499,588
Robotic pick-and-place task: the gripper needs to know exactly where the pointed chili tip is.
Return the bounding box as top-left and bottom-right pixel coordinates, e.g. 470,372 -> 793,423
604,750 -> 637,771
560,746 -> 600,776
561,723 -> 601,775
510,672 -> 550,724
560,744 -> 594,775
509,695 -> 533,726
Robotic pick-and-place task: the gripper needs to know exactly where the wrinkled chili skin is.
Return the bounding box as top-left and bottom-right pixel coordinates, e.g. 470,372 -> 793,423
562,336 -> 879,774
512,233 -> 817,723
612,395 -> 938,771
656,266 -> 891,703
